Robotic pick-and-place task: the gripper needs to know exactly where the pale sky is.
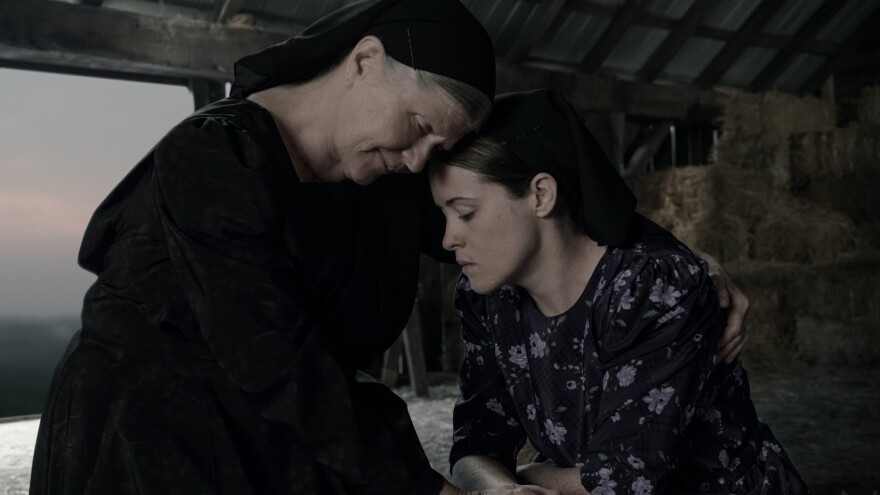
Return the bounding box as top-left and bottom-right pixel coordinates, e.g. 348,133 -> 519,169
0,69 -> 194,318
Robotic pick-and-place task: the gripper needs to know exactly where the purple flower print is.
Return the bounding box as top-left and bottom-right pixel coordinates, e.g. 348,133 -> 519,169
529,333 -> 547,358
649,278 -> 681,307
657,305 -> 685,324
618,289 -> 636,312
631,476 -> 653,495
509,345 -> 528,368
616,365 -> 637,387
486,398 -> 505,416
627,455 -> 645,470
543,419 -> 568,445
643,386 -> 675,414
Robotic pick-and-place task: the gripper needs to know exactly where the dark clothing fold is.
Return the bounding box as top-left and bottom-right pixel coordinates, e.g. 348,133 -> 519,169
30,98 -> 446,495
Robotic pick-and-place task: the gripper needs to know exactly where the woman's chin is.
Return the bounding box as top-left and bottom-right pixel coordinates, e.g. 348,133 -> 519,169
468,277 -> 502,294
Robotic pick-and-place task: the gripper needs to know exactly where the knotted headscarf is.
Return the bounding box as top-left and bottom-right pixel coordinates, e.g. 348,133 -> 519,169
484,89 -> 642,246
230,0 -> 495,101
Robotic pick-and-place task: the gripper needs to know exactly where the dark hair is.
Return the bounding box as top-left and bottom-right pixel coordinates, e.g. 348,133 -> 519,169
434,135 -> 585,232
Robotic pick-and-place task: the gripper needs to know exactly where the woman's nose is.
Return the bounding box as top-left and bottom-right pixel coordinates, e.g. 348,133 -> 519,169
401,141 -> 434,173
441,224 -> 462,252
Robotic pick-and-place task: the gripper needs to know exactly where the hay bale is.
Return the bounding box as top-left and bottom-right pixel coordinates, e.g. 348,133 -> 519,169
716,92 -> 835,186
726,261 -> 799,365
857,85 -> 880,126
713,134 -> 790,186
634,164 -> 867,263
753,203 -> 856,263
796,173 -> 880,223
794,317 -> 880,366
790,126 -> 880,178
726,260 -> 880,365
788,257 -> 880,321
721,92 -> 835,138
789,126 -> 880,223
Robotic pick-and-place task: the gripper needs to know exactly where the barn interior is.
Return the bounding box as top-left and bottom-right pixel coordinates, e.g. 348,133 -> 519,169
1,0 -> 879,493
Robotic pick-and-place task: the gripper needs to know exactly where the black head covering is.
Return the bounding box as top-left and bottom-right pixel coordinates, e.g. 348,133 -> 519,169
484,89 -> 637,246
230,0 -> 495,101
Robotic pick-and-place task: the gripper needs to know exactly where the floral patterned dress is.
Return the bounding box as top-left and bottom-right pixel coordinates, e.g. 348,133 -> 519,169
450,231 -> 810,494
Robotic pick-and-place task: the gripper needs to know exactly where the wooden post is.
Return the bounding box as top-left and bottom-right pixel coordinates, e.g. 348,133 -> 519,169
380,300 -> 431,397
380,334 -> 403,388
402,301 -> 430,397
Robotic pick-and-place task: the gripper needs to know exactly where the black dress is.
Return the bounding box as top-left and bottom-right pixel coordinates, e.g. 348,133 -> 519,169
29,98 -> 448,494
450,230 -> 810,495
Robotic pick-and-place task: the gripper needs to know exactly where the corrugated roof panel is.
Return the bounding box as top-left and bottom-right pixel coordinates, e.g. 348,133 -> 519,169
773,53 -> 826,90
603,26 -> 669,74
467,0 -> 529,47
532,12 -> 611,65
493,2 -> 541,55
816,0 -> 880,42
243,0 -> 344,22
763,0 -> 824,36
645,0 -> 696,20
701,0 -> 762,31
660,36 -> 725,83
166,0 -> 212,9
720,46 -> 777,86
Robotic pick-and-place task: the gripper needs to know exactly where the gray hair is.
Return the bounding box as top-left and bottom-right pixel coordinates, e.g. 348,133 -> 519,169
385,56 -> 492,131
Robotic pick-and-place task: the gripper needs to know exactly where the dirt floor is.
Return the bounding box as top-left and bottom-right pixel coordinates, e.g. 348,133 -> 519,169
400,363 -> 880,495
3,364 -> 875,494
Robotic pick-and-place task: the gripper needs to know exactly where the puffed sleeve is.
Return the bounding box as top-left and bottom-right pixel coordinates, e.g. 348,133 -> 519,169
151,117 -> 444,494
579,251 -> 723,494
449,276 -> 527,474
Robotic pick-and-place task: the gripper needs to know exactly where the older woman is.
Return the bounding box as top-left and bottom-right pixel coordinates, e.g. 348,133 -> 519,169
27,1 -> 525,494
429,90 -> 808,494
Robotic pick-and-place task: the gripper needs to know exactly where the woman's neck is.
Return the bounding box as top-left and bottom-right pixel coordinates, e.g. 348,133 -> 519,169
247,73 -> 340,182
519,227 -> 607,317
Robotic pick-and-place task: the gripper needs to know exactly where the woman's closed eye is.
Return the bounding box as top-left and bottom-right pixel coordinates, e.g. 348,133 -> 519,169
457,211 -> 475,221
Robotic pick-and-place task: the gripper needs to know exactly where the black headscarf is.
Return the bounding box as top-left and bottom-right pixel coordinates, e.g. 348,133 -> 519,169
229,0 -> 495,101
484,89 -> 639,246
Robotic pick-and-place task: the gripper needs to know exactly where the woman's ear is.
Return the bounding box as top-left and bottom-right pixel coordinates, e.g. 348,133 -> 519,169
530,173 -> 558,218
344,35 -> 387,84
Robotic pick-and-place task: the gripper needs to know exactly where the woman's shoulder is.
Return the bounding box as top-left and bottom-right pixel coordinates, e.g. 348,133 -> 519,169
610,229 -> 708,285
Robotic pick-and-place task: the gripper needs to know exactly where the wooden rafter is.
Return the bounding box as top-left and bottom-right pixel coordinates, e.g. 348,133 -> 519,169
621,122 -> 672,178
750,0 -> 847,91
800,5 -> 880,93
0,0 -> 291,83
580,0 -> 648,72
505,0 -> 569,64
694,0 -> 788,88
495,62 -> 727,121
637,0 -> 714,82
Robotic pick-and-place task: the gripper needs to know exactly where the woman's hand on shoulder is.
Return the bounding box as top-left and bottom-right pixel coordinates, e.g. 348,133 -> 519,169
697,250 -> 750,364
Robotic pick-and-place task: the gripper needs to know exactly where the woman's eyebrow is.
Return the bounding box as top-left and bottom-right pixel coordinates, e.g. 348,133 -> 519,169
444,197 -> 476,206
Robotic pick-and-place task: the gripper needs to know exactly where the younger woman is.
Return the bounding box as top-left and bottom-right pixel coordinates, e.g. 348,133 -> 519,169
429,90 -> 809,495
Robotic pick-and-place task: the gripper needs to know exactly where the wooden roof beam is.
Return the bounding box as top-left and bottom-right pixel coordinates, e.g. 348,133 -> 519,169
580,0 -> 648,72
694,0 -> 788,88
0,0 -> 291,83
637,0 -> 714,82
496,61 -> 728,121
750,0 -> 847,92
